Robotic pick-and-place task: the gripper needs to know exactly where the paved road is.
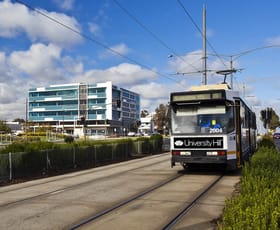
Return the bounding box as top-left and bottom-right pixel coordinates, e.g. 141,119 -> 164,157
0,153 -> 240,230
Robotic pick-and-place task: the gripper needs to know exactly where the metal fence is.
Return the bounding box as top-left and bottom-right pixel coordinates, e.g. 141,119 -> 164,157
0,139 -> 170,184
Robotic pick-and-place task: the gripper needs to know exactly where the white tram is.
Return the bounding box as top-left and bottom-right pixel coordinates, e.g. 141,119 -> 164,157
170,84 -> 257,170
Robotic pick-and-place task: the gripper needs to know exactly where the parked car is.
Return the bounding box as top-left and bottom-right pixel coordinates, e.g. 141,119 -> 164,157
143,132 -> 151,137
273,133 -> 280,139
127,132 -> 136,137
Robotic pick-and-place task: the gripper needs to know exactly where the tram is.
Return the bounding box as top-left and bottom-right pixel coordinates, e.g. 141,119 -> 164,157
170,83 -> 257,170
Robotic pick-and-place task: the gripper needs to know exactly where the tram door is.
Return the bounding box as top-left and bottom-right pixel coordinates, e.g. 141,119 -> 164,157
235,99 -> 242,167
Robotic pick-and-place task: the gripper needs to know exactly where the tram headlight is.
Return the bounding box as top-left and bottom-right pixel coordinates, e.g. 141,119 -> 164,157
206,151 -> 225,156
180,151 -> 191,156
172,150 -> 191,156
207,151 -> 218,156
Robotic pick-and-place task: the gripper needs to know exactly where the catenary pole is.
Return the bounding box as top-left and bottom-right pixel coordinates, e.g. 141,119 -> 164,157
202,5 -> 207,85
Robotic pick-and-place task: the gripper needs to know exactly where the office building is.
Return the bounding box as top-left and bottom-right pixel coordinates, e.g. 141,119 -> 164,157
28,81 -> 140,136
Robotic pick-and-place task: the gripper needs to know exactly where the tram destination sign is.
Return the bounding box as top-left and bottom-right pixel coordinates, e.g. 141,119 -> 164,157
174,137 -> 224,149
171,90 -> 225,102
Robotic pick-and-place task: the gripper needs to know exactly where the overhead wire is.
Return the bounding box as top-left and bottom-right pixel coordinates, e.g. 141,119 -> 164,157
177,0 -> 228,69
112,0 -> 201,73
15,0 -> 185,87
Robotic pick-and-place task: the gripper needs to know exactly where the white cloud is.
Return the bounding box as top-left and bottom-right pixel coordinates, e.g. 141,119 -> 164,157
0,47 -> 195,120
0,52 -> 8,77
88,22 -> 101,36
195,28 -> 214,39
167,50 -> 236,85
0,95 -> 28,120
0,71 -> 30,119
74,62 -> 157,86
0,83 -> 17,104
5,42 -> 85,88
130,81 -> 186,111
131,82 -> 170,100
62,56 -> 84,75
0,42 -> 83,119
0,0 -> 82,47
168,50 -> 204,74
99,43 -> 131,59
9,43 -> 62,82
54,0 -> 75,11
265,36 -> 280,46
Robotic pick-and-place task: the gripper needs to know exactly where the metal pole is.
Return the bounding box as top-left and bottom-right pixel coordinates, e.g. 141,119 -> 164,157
46,150 -> 49,172
73,146 -> 76,168
9,152 -> 12,181
202,5 -> 207,85
63,109 -> 64,133
25,98 -> 28,143
230,57 -> 233,89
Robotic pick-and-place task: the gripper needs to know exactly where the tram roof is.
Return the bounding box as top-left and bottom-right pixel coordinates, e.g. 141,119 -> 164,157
190,83 -> 230,91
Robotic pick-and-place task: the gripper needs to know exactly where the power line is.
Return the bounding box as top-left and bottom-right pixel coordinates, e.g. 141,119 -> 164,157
113,0 -> 201,73
177,0 -> 228,69
15,0 -> 184,87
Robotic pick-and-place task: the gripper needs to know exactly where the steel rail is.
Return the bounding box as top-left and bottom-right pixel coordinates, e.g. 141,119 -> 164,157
68,173 -> 183,230
0,153 -> 169,194
0,156 -> 169,208
162,174 -> 224,229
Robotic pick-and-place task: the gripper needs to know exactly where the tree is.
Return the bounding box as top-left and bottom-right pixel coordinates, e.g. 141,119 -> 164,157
141,110 -> 149,118
13,118 -> 25,123
260,108 -> 279,129
270,110 -> 280,130
0,120 -> 11,133
154,104 -> 169,133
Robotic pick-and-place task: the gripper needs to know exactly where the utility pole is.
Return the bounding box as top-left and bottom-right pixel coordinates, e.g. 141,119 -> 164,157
202,5 -> 207,85
230,57 -> 233,88
25,98 -> 28,143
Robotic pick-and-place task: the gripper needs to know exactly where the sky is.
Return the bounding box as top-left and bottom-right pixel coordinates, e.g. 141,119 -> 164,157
1,0 -> 280,132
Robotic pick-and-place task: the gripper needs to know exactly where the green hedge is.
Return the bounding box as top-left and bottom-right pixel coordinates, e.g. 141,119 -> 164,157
258,134 -> 276,149
220,138 -> 280,229
0,141 -> 56,154
0,137 -> 164,182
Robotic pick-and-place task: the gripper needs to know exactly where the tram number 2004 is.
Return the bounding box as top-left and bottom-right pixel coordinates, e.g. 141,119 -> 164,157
209,128 -> 223,133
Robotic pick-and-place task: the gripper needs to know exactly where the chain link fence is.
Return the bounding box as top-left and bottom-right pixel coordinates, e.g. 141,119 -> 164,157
0,139 -> 170,184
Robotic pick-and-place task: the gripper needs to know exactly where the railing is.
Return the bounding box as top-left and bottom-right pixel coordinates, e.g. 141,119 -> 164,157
29,95 -> 78,101
30,105 -> 78,111
28,115 -> 78,121
0,139 -> 169,184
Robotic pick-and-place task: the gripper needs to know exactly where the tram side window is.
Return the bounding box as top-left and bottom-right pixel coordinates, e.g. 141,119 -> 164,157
227,106 -> 235,133
245,110 -> 250,128
250,112 -> 257,129
240,103 -> 250,128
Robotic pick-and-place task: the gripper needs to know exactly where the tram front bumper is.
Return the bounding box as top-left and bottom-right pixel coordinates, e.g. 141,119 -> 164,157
171,155 -> 227,167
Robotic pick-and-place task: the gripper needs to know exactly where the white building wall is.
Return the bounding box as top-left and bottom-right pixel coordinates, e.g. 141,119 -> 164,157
139,115 -> 154,134
98,81 -> 113,120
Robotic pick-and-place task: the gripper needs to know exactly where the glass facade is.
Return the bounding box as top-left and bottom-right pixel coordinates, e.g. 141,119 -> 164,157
28,82 -> 140,135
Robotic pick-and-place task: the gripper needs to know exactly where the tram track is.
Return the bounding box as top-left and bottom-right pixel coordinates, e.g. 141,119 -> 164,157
0,152 -> 238,230
162,174 -> 223,229
67,173 -> 224,230
0,153 -> 170,208
0,153 -> 169,194
68,173 -> 183,230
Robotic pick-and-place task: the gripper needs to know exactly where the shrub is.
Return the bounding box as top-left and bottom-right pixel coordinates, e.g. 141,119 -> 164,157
0,141 -> 55,154
0,137 -> 166,183
220,146 -> 280,229
150,134 -> 163,153
258,134 -> 275,149
64,135 -> 74,143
